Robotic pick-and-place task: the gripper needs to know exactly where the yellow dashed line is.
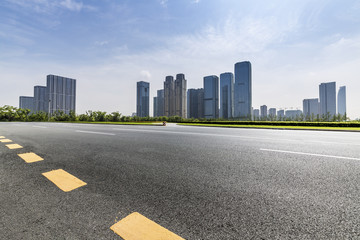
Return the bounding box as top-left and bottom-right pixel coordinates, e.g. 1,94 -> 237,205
0,139 -> 13,143
110,212 -> 184,240
18,152 -> 44,163
42,169 -> 87,192
6,144 -> 23,149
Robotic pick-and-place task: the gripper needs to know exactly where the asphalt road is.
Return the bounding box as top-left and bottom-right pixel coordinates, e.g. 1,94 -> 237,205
1,122 -> 360,239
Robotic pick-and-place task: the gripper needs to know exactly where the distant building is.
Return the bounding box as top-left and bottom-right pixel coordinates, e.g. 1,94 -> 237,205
234,61 -> 252,119
19,96 -> 34,113
260,105 -> 267,118
187,88 -> 204,119
219,72 -> 234,119
277,109 -> 285,118
253,109 -> 260,119
156,89 -> 165,117
285,110 -> 302,119
164,76 -> 175,117
46,75 -> 76,114
153,96 -> 158,117
319,82 -> 336,117
175,74 -> 187,118
268,108 -> 276,117
303,98 -> 319,117
337,86 -> 346,116
204,75 -> 219,119
136,81 -> 150,117
34,86 -> 47,113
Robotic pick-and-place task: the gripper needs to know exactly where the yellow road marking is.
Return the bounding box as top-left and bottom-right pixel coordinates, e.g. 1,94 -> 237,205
110,212 -> 184,240
0,136 -> 5,138
42,169 -> 87,192
0,139 -> 13,143
6,144 -> 23,149
18,152 -> 44,163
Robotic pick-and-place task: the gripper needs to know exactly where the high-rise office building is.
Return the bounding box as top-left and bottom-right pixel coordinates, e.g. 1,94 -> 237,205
156,89 -> 165,117
34,86 -> 47,112
19,96 -> 34,112
187,88 -> 204,119
277,109 -> 285,118
253,109 -> 260,119
136,81 -> 150,117
303,98 -> 319,117
164,76 -> 175,117
153,96 -> 158,117
46,75 -> 76,114
337,86 -> 346,115
319,82 -> 336,117
268,108 -> 276,117
175,74 -> 187,118
260,105 -> 267,118
285,110 -> 303,119
204,75 -> 219,119
234,61 -> 252,119
220,72 -> 234,119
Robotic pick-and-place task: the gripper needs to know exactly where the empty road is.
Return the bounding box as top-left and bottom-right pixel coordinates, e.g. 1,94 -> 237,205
1,122 -> 360,239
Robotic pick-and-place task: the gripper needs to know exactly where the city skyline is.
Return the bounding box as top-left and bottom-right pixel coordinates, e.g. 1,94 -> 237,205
1,1 -> 359,119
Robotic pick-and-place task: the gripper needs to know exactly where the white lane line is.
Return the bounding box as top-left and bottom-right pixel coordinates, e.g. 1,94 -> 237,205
260,148 -> 360,161
75,130 -> 115,136
32,126 -> 47,128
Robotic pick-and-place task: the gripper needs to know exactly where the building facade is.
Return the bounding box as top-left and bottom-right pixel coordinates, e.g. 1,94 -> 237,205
219,72 -> 234,119
34,86 -> 47,113
303,98 -> 319,117
319,82 -> 336,117
268,108 -> 276,117
153,96 -> 158,117
253,109 -> 260,119
19,96 -> 34,112
234,61 -> 252,119
136,81 -> 150,117
187,88 -> 204,119
277,109 -> 285,118
337,86 -> 346,116
285,110 -> 303,119
175,74 -> 187,118
260,105 -> 267,118
204,75 -> 219,119
46,75 -> 76,114
164,76 -> 175,117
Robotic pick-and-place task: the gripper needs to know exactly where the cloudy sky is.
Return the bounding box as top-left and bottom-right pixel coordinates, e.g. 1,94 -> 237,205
1,0 -> 359,118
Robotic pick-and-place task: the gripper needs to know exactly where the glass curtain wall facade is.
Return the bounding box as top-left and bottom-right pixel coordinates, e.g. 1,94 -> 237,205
260,105 -> 267,118
204,75 -> 219,119
136,81 -> 150,117
319,82 -> 336,117
337,86 -> 346,115
234,61 -> 252,119
46,75 -> 76,114
175,74 -> 187,118
303,98 -> 319,117
164,76 -> 175,117
219,72 -> 234,119
187,88 -> 204,119
34,86 -> 47,112
19,96 -> 34,113
156,89 -> 165,117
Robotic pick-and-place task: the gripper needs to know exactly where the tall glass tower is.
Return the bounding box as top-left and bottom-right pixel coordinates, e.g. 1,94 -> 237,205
319,82 -> 336,117
337,86 -> 346,115
220,72 -> 234,119
203,75 -> 219,119
234,61 -> 252,119
136,81 -> 150,117
34,86 -> 47,113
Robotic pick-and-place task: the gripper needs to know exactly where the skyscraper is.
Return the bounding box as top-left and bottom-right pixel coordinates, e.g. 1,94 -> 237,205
175,74 -> 187,118
253,109 -> 260,119
46,75 -> 76,114
153,96 -> 158,117
277,109 -> 285,118
319,82 -> 336,117
136,81 -> 150,117
268,108 -> 276,117
234,61 -> 252,119
260,105 -> 267,118
187,88 -> 204,119
220,72 -> 234,119
303,98 -> 319,117
19,96 -> 34,112
156,89 -> 164,117
34,86 -> 47,112
204,75 -> 219,119
164,76 -> 175,117
337,86 -> 346,116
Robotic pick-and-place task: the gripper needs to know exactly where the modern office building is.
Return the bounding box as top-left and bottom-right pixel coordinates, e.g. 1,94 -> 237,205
175,74 -> 187,118
277,109 -> 285,118
285,110 -> 303,119
46,75 -> 76,114
153,96 -> 158,117
34,86 -> 47,112
164,76 -> 175,117
136,81 -> 150,117
19,96 -> 34,112
268,108 -> 276,117
337,86 -> 346,115
303,98 -> 319,117
204,75 -> 219,119
156,89 -> 164,117
319,82 -> 336,117
260,105 -> 267,118
234,61 -> 252,119
187,88 -> 204,119
219,72 -> 234,119
253,109 -> 260,119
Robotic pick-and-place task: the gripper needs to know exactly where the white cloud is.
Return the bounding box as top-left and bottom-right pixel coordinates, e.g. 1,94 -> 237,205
60,0 -> 83,11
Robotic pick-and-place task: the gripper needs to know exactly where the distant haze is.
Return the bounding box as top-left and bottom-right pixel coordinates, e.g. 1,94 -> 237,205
1,0 -> 359,119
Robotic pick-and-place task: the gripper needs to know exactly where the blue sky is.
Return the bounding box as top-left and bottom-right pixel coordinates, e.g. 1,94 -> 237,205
1,0 -> 360,118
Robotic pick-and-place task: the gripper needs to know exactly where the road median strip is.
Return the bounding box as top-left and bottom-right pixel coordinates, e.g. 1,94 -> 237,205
42,169 -> 87,192
18,152 -> 44,163
110,212 -> 184,240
